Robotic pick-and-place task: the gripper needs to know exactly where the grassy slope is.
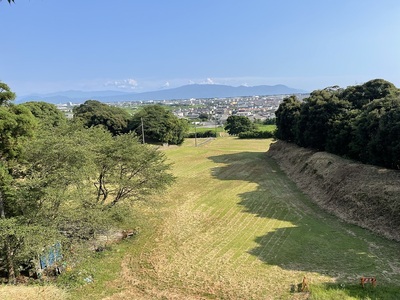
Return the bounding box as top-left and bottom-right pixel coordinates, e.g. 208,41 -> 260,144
69,137 -> 400,299
4,137 -> 398,299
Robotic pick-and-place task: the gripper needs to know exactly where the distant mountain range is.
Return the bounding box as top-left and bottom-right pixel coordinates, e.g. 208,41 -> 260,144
16,84 -> 307,104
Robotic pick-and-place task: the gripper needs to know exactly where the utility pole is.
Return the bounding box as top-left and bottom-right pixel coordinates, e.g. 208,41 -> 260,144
194,122 -> 197,147
141,117 -> 145,144
214,113 -> 217,138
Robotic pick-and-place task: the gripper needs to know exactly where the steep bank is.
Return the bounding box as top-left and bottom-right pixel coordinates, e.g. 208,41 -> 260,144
268,140 -> 400,241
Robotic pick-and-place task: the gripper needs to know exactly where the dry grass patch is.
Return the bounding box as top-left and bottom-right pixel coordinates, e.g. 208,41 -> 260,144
0,285 -> 66,300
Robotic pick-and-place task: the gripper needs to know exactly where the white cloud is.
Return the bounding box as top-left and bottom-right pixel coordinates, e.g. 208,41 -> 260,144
199,78 -> 216,85
205,78 -> 215,84
163,81 -> 170,88
105,78 -> 138,90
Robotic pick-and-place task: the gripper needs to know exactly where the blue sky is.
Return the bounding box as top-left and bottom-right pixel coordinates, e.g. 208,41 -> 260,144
1,0 -> 399,96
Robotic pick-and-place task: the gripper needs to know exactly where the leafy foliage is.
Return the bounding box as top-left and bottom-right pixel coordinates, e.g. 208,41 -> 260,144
340,78 -> 399,109
129,104 -> 189,145
198,113 -> 209,121
275,79 -> 400,169
224,115 -> 255,135
0,82 -> 16,105
263,118 -> 276,125
73,100 -> 131,135
0,83 -> 38,283
275,96 -> 301,141
295,89 -> 351,150
0,83 -> 176,282
0,105 -> 37,160
21,101 -> 67,128
91,132 -> 175,206
238,130 -> 274,139
186,130 -> 216,138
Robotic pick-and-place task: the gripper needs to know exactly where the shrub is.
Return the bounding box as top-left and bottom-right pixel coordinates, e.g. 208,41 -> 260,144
186,130 -> 216,138
238,130 -> 274,139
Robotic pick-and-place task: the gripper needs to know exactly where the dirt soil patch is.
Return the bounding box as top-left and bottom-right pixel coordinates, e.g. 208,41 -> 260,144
268,141 -> 400,241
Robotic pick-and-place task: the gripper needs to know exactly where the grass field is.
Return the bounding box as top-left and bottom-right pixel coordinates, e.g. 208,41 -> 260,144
67,136 -> 400,299
3,137 -> 399,299
255,124 -> 276,132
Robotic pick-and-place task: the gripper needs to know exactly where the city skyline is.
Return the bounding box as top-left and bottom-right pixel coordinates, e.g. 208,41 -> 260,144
1,0 -> 400,96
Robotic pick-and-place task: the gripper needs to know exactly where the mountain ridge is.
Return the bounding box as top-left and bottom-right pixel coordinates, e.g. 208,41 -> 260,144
16,84 -> 307,104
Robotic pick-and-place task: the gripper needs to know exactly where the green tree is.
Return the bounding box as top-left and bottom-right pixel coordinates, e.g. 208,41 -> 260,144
198,113 -> 209,121
339,79 -> 399,109
73,100 -> 131,135
349,95 -> 400,168
275,96 -> 301,141
21,101 -> 67,128
1,122 -> 175,282
275,79 -> 400,169
0,82 -> 16,105
20,124 -> 175,233
129,105 -> 188,145
17,124 -> 113,240
0,83 -> 38,284
92,132 -> 175,207
374,96 -> 400,169
295,89 -> 350,150
224,115 -> 254,135
263,118 -> 276,125
324,108 -> 357,156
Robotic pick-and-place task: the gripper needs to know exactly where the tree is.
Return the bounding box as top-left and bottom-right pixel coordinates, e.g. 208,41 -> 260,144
0,84 -> 176,282
374,96 -> 400,169
295,89 -> 350,150
129,105 -> 188,145
274,79 -> 400,169
0,83 -> 16,105
275,96 -> 301,141
324,108 -> 357,156
263,118 -> 276,125
0,122 -> 175,283
20,124 -> 175,232
73,100 -> 131,135
92,132 -> 175,207
0,83 -> 38,284
21,101 -> 67,128
17,124 -> 114,240
198,113 -> 209,121
339,79 -> 399,109
224,115 -> 254,135
348,95 -> 400,168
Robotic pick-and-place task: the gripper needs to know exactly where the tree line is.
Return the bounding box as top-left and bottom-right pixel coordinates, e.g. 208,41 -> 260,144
73,100 -> 189,145
275,79 -> 400,170
0,84 -> 178,283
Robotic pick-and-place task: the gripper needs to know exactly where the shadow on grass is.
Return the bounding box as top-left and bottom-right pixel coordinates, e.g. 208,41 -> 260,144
208,151 -> 397,282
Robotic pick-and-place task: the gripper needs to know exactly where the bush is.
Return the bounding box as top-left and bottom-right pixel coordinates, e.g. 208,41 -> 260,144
186,130 -> 216,138
238,130 -> 274,139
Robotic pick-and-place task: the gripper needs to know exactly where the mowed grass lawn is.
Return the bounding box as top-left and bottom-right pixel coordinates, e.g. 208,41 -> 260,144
43,137 -> 400,299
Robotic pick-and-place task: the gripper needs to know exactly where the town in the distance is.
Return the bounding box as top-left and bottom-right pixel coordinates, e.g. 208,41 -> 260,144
56,93 -> 309,126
